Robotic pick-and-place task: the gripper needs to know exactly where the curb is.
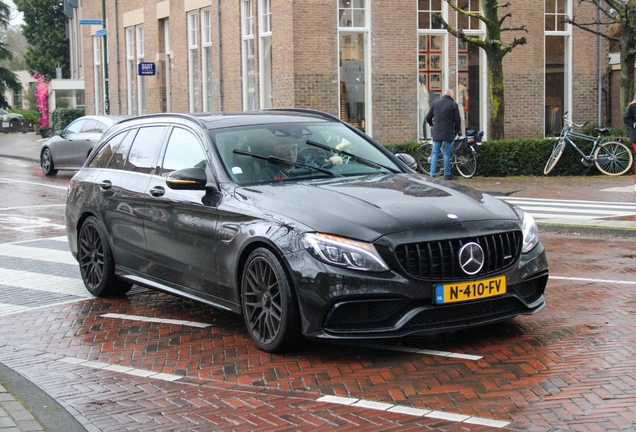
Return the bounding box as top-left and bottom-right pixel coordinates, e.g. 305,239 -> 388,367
0,362 -> 86,432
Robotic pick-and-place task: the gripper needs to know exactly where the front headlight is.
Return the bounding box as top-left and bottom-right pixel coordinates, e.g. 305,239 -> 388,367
520,210 -> 540,253
302,232 -> 389,272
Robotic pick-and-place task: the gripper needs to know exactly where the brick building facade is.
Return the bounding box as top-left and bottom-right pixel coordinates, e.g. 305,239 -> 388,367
75,0 -> 606,143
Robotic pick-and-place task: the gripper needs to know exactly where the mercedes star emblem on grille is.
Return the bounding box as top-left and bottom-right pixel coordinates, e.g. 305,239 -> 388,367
458,242 -> 485,275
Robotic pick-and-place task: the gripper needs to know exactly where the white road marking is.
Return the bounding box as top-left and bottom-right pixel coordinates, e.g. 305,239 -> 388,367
549,275 -> 636,285
100,313 -> 212,328
0,177 -> 67,190
0,268 -> 91,298
0,244 -> 76,265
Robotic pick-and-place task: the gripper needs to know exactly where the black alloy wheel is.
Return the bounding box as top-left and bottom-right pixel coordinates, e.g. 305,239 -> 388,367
77,216 -> 131,297
40,148 -> 58,176
241,248 -> 300,353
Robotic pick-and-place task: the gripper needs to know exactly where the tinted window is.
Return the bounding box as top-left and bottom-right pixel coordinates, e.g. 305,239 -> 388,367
81,119 -> 97,133
65,119 -> 85,134
125,126 -> 167,174
161,128 -> 207,177
108,129 -> 136,170
88,131 -> 129,168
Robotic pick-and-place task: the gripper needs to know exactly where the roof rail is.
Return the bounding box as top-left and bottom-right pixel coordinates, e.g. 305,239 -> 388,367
262,108 -> 341,122
116,112 -> 207,128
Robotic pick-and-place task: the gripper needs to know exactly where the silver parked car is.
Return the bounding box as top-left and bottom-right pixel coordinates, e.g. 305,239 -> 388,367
40,115 -> 129,176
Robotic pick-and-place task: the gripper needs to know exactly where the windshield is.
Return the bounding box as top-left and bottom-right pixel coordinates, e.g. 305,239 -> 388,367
211,121 -> 402,185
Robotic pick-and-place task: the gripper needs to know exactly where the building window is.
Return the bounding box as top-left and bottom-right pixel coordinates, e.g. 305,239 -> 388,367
163,19 -> 172,112
418,0 -> 443,30
136,25 -> 146,115
93,35 -> 103,115
125,27 -> 136,115
259,0 -> 272,109
456,0 -> 480,30
339,0 -> 369,133
545,0 -> 571,136
188,11 -> 201,113
242,0 -> 255,111
202,8 -> 214,112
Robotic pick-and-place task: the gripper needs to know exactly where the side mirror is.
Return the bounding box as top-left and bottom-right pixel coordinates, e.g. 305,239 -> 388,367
56,130 -> 64,136
395,153 -> 417,171
166,167 -> 208,190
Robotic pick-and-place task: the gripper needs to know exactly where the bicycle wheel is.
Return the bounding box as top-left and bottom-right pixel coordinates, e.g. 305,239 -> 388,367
594,141 -> 633,176
416,143 -> 437,175
544,138 -> 566,175
455,149 -> 477,178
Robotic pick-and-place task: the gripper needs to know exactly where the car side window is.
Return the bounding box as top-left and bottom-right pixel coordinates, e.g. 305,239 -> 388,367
88,131 -> 130,168
65,119 -> 85,134
81,119 -> 97,133
124,126 -> 168,174
107,129 -> 137,170
95,121 -> 108,133
160,127 -> 208,177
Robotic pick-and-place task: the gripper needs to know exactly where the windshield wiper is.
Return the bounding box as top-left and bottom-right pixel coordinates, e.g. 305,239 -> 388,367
305,139 -> 399,173
232,149 -> 340,177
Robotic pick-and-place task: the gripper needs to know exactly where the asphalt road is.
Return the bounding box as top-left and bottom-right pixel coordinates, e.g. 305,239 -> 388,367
1,133 -> 636,431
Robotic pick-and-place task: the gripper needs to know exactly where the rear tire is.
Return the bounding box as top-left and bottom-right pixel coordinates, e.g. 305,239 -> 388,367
40,148 -> 58,176
416,143 -> 436,175
77,216 -> 132,297
455,149 -> 477,178
241,248 -> 301,353
594,141 -> 633,176
544,138 -> 565,175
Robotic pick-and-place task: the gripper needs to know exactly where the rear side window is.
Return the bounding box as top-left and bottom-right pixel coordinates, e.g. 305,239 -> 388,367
81,119 -> 97,133
160,127 -> 207,177
124,126 -> 168,174
107,129 -> 136,170
88,131 -> 129,168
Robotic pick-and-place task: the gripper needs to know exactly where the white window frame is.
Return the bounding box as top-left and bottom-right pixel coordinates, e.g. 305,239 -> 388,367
202,8 -> 214,112
93,35 -> 102,115
188,11 -> 201,113
241,0 -> 255,111
125,27 -> 136,115
259,0 -> 273,109
338,0 -> 372,135
545,0 -> 572,130
164,20 -> 172,112
136,24 -> 146,115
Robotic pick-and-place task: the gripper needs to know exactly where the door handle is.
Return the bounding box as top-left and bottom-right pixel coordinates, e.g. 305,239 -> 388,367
149,186 -> 165,197
99,180 -> 112,190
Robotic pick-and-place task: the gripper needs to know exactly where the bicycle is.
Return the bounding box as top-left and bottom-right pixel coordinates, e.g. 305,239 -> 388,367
415,136 -> 478,179
544,116 -> 633,176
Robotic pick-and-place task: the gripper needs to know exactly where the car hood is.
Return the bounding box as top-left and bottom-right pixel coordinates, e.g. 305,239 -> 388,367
233,173 -> 520,242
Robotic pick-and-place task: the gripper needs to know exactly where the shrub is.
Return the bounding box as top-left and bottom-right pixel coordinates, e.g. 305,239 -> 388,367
384,137 -> 629,177
50,107 -> 85,133
9,108 -> 39,123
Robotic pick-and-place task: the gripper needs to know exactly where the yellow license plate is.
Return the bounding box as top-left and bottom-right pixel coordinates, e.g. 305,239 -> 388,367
434,276 -> 506,304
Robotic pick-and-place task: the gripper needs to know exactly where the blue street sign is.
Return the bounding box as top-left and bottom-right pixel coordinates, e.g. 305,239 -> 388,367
80,19 -> 103,25
96,29 -> 107,37
137,62 -> 156,76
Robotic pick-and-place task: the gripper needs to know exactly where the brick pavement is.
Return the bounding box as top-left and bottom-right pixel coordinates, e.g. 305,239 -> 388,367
3,133 -> 636,430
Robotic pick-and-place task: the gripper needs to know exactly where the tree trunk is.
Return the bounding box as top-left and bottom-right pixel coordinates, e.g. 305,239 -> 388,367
619,26 -> 636,118
486,50 -> 505,140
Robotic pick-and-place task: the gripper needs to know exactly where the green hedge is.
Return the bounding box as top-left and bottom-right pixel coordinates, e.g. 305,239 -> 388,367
50,107 -> 85,133
384,136 -> 633,176
9,108 -> 39,123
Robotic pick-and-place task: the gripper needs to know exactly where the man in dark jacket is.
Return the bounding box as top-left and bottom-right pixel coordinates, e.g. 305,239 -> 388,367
425,89 -> 462,180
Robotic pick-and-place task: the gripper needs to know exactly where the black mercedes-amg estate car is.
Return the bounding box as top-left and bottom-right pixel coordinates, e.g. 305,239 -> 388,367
65,109 -> 549,353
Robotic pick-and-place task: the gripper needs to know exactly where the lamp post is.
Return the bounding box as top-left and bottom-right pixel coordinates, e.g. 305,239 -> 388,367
102,0 -> 110,114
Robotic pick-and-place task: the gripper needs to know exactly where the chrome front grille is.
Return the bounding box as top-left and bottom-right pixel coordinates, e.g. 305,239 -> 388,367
394,231 -> 522,280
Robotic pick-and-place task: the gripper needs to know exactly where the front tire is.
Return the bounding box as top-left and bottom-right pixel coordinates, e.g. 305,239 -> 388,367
416,143 -> 435,175
544,138 -> 565,175
594,141 -> 633,176
241,248 -> 300,353
40,148 -> 58,176
455,148 -> 477,178
77,216 -> 132,297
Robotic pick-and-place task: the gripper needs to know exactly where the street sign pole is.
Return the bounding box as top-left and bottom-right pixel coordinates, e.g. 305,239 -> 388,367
102,0 -> 110,114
